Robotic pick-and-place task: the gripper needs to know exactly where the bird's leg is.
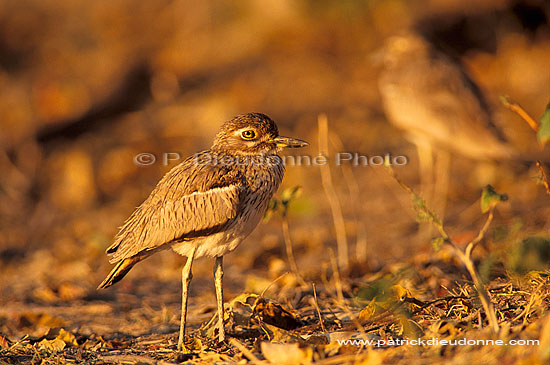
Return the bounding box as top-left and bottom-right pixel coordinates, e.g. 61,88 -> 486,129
213,256 -> 225,342
416,141 -> 434,205
433,149 -> 450,222
178,247 -> 196,351
415,140 -> 435,240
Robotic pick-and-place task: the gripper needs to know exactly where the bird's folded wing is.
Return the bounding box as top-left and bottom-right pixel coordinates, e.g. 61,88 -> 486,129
106,184 -> 242,263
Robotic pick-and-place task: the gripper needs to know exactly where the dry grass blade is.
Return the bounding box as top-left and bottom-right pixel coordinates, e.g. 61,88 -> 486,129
318,113 -> 349,270
282,215 -> 306,285
312,283 -> 327,333
229,338 -> 267,364
330,132 -> 368,263
329,248 -> 345,304
260,272 -> 289,298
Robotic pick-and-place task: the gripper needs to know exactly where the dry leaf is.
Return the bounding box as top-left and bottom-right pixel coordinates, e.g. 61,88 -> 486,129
358,284 -> 412,321
433,321 -> 459,337
539,314 -> 550,362
202,293 -> 302,339
181,337 -> 203,354
253,298 -> 302,330
355,349 -> 383,365
38,338 -> 66,353
303,334 -> 329,345
317,342 -> 343,357
0,335 -> 11,349
45,328 -> 78,347
202,293 -> 258,338
261,342 -> 312,365
261,323 -> 305,343
359,298 -> 378,321
390,284 -> 412,302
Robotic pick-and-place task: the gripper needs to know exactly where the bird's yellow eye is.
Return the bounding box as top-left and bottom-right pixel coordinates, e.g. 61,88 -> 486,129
241,130 -> 257,140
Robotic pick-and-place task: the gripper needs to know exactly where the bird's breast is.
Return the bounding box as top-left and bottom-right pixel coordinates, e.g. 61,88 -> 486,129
171,156 -> 284,259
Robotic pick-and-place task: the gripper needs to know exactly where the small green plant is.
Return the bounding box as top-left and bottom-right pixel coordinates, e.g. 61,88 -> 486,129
537,103 -> 550,147
386,166 -> 505,334
501,97 -> 550,194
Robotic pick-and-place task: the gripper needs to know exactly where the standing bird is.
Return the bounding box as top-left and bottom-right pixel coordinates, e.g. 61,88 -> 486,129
377,34 -> 514,221
97,113 -> 308,349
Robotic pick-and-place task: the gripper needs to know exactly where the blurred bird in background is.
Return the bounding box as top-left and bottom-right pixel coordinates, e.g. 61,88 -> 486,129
377,33 -> 515,226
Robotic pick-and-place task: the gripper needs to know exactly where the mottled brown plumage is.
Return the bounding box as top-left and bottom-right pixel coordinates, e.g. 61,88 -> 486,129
378,34 -> 513,160
377,34 -> 515,225
98,113 -> 308,348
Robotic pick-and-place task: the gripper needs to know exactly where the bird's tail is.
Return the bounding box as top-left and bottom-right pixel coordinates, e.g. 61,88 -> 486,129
97,255 -> 143,289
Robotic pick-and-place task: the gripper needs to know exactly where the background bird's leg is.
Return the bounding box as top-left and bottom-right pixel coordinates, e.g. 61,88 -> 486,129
415,140 -> 435,240
214,256 -> 225,342
178,247 -> 196,351
416,141 -> 434,204
433,149 -> 451,223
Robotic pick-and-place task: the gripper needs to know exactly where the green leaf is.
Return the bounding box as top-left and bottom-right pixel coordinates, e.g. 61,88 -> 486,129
412,195 -> 442,225
431,237 -> 445,252
263,199 -> 279,221
280,186 -> 302,217
537,103 -> 550,146
481,185 -> 508,213
281,186 -> 302,205
412,196 -> 425,209
264,187 -> 303,220
412,196 -> 427,222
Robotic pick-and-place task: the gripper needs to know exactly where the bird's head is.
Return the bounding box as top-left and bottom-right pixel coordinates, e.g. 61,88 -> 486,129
212,113 -> 308,155
376,34 -> 430,68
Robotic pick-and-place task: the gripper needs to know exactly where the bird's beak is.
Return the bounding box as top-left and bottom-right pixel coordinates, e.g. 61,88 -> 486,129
272,136 -> 309,148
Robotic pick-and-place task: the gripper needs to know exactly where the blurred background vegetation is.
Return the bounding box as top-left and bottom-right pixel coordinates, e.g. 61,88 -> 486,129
0,0 -> 548,323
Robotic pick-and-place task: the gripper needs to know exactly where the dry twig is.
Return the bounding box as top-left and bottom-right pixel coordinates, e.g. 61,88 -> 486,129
536,162 -> 550,195
500,96 -> 539,132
